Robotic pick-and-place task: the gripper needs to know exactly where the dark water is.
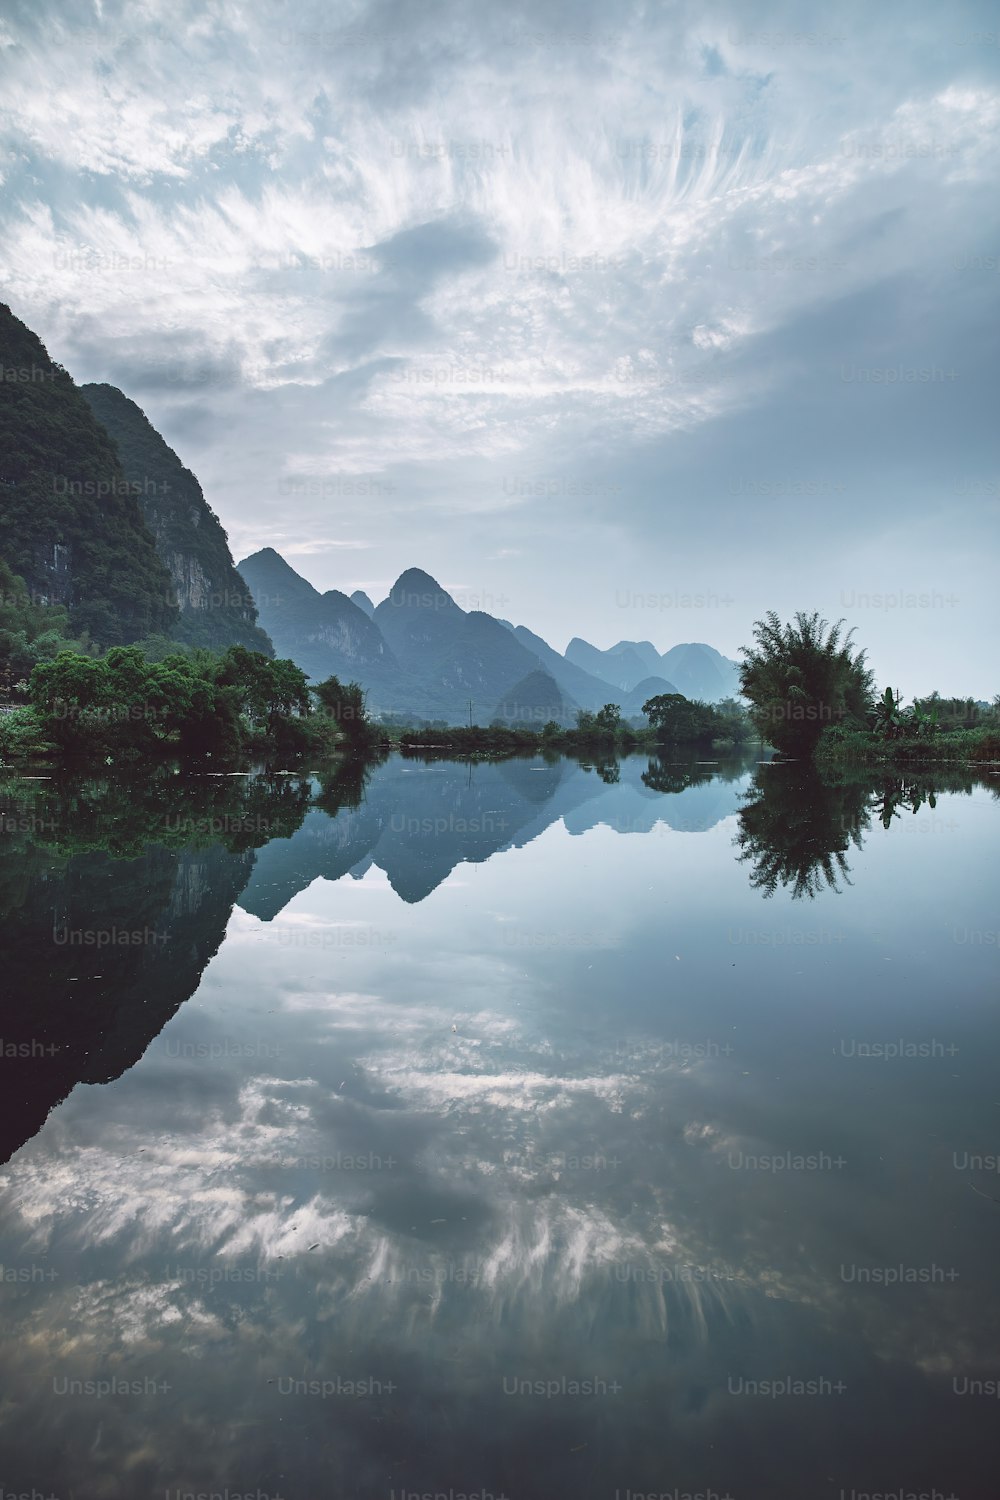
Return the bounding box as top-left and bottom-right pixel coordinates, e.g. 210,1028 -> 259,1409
0,753 -> 998,1499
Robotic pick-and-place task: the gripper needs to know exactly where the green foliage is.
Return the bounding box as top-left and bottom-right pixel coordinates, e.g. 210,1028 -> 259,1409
871,686 -> 906,739
215,646 -> 310,732
713,697 -> 753,746
27,642 -> 323,765
0,557 -> 83,690
641,691 -> 748,746
738,611 -> 874,755
912,692 -> 994,732
0,705 -> 50,763
817,722 -> 1000,766
0,303 -> 178,646
312,674 -> 380,750
595,703 -> 622,733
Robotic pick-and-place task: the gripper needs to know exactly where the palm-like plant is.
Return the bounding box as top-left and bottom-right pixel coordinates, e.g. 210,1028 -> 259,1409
739,612 -> 874,756
871,686 -> 905,739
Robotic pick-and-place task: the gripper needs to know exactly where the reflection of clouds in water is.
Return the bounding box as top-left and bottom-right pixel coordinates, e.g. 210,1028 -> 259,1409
371,1063 -> 632,1114
0,973 -> 988,1387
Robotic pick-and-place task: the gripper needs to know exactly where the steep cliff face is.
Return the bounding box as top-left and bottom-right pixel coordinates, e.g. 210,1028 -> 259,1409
27,540 -> 73,607
0,303 -> 178,645
81,383 -> 273,654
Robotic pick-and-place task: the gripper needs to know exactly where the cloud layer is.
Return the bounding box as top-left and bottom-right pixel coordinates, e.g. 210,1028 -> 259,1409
1,0 -> 998,689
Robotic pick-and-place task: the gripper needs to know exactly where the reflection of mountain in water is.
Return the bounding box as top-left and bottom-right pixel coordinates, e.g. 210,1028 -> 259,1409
0,843 -> 255,1164
0,773 -> 311,1165
0,751 -> 748,1161
237,754 -> 753,914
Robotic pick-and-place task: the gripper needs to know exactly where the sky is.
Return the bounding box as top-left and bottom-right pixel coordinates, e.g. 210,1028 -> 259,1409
0,0 -> 998,694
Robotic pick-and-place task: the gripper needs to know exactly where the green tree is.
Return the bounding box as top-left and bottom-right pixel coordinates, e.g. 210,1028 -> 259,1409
0,558 -> 78,691
30,651 -> 112,751
216,647 -> 310,734
738,611 -> 873,756
642,693 -> 718,744
713,697 -> 752,746
595,703 -> 622,734
313,674 -> 378,751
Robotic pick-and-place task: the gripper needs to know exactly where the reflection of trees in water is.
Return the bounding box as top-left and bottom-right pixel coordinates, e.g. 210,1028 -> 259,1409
313,750 -> 386,817
735,765 -> 869,898
0,764 -> 313,859
734,762 -> 984,899
641,758 -> 720,795
640,751 -> 757,795
867,769 -> 977,827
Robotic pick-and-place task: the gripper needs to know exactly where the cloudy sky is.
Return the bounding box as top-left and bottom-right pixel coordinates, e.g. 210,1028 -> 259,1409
1,0 -> 998,692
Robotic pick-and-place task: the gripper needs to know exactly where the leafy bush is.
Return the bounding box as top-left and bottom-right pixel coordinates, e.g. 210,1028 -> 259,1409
0,706 -> 50,763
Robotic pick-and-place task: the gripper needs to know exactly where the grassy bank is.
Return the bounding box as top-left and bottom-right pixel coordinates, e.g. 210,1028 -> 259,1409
815,725 -> 1000,767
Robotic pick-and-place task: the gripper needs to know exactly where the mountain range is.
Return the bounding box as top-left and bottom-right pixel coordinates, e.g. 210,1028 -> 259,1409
238,547 -> 741,724
0,299 -> 740,718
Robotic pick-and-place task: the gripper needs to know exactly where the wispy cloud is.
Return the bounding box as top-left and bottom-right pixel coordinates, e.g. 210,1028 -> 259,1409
1,0 -> 997,688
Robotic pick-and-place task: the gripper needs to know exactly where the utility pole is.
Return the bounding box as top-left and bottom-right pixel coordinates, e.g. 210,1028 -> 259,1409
468,699 -> 473,728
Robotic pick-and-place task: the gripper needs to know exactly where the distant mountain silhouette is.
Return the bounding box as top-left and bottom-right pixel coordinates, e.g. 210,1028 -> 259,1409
568,636 -> 740,702
372,569 -> 550,722
565,639 -> 655,691
618,676 -> 681,715
238,548 -> 400,690
239,550 -> 742,723
508,624 -> 626,711
659,642 -> 740,701
491,669 -> 576,728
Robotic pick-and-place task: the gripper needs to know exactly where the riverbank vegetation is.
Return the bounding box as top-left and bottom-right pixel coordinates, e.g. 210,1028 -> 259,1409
0,647 -> 380,767
0,599 -> 995,771
737,611 -> 999,767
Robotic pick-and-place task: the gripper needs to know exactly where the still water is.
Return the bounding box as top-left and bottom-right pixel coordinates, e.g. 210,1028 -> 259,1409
0,752 -> 998,1498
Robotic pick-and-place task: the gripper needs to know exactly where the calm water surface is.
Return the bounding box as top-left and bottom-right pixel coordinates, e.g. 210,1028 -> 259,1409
0,753 -> 998,1498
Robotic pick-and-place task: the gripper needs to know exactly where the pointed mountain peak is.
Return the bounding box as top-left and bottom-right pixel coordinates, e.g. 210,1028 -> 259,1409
237,548 -> 322,598
384,568 -> 461,611
350,589 -> 375,618
238,546 -> 316,582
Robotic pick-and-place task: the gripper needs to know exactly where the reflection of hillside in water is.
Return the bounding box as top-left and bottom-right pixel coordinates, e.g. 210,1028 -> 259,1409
0,772 -> 311,1165
3,753 -> 985,1167
0,756 -> 997,1495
